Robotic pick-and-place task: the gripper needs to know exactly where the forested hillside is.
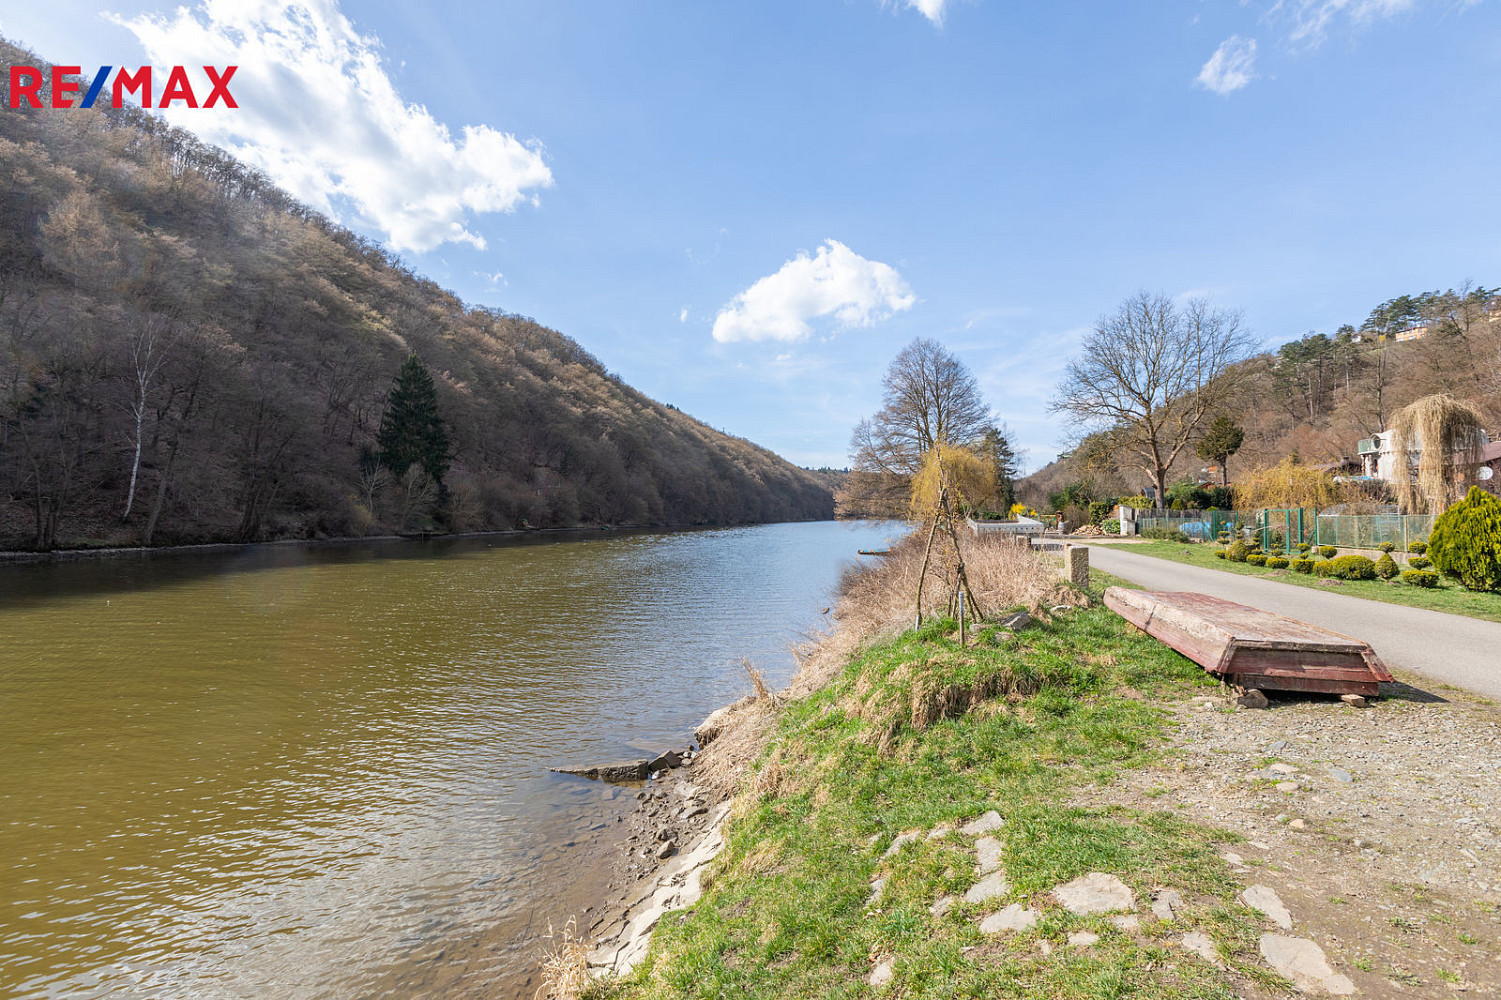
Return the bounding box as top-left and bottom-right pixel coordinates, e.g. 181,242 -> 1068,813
0,40 -> 832,551
1021,286 -> 1501,508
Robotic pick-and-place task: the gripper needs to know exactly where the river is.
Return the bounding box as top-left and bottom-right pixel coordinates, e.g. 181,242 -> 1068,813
0,520 -> 902,999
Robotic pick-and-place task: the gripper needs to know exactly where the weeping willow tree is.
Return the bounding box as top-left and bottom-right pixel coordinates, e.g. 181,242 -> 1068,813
1390,394 -> 1487,514
909,444 -> 995,638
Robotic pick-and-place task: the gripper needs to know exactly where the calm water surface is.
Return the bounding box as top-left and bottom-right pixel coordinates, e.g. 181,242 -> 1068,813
0,520 -> 901,999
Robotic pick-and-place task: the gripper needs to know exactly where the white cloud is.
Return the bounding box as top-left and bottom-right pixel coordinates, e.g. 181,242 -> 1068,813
113,0 -> 553,252
679,306 -> 690,323
711,240 -> 916,344
1196,35 -> 1258,94
1277,0 -> 1416,45
905,0 -> 949,26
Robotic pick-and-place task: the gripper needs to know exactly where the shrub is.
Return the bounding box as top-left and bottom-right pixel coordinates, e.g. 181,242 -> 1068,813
1407,540 -> 1428,554
1402,569 -> 1440,588
1246,553 -> 1268,566
1297,542 -> 1312,553
1227,540 -> 1249,563
1318,546 -> 1338,559
1102,518 -> 1120,535
1427,487 -> 1501,592
1378,541 -> 1396,554
1213,549 -> 1227,559
1088,500 -> 1114,526
1408,555 -> 1431,570
1266,556 -> 1289,569
1313,555 -> 1377,581
1374,553 -> 1399,580
1217,532 -> 1231,545
1290,558 -> 1314,574
1142,526 -> 1189,541
1118,495 -> 1153,510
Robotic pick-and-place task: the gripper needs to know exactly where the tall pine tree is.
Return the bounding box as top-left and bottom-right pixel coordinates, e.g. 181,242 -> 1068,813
979,426 -> 1019,510
377,355 -> 450,485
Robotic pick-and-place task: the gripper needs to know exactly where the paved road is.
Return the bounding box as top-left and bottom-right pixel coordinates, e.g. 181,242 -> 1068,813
1087,544 -> 1501,701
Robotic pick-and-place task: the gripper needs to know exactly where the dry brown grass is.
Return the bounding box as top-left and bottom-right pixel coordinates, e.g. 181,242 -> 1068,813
741,657 -> 771,700
669,528 -> 1065,830
535,917 -> 591,1000
791,529 -> 1061,693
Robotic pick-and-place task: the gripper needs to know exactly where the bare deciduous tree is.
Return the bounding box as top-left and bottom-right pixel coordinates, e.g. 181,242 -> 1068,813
122,314 -> 176,521
838,338 -> 991,517
1051,292 -> 1257,503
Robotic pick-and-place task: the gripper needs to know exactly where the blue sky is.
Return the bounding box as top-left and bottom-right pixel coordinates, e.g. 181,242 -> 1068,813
5,0 -> 1500,470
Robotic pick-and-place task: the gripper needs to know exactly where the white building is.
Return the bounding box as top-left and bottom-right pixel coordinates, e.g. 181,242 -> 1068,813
1357,427 -> 1492,482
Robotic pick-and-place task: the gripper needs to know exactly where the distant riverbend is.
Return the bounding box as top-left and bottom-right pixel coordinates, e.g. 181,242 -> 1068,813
0,520 -> 900,1000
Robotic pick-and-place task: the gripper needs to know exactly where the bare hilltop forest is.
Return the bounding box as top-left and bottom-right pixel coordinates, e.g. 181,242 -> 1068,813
1021,285 -> 1501,507
0,40 -> 834,551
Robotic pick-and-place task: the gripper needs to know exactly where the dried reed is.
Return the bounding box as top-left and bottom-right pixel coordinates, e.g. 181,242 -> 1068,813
535,917 -> 591,1000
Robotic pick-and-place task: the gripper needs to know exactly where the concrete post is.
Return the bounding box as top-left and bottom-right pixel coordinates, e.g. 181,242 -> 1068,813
1065,544 -> 1089,589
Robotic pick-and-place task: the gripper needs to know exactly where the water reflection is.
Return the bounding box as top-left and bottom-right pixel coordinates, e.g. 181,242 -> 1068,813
0,521 -> 901,999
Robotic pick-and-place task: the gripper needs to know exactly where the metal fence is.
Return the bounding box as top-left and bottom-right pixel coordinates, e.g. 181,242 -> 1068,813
1137,507 -> 1436,550
1136,510 -> 1249,541
1310,513 -> 1435,551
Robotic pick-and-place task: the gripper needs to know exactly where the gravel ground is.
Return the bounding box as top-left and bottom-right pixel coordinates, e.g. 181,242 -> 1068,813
1083,674 -> 1501,996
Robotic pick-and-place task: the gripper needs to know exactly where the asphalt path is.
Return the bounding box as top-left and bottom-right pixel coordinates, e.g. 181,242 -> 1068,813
1086,543 -> 1501,702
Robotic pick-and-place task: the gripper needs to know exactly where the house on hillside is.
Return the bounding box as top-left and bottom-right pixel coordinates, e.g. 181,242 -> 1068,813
1357,428 -> 1494,483
1394,325 -> 1430,342
1479,440 -> 1501,496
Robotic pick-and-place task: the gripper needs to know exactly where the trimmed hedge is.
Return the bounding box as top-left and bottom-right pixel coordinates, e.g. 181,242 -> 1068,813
1266,556 -> 1289,569
1313,555 -> 1377,580
1227,540 -> 1249,563
1378,542 -> 1396,554
1402,569 -> 1440,588
1290,558 -> 1315,574
1246,553 -> 1268,566
1407,540 -> 1428,555
1213,549 -> 1227,559
1374,553 -> 1399,580
1318,546 -> 1338,559
1408,556 -> 1431,570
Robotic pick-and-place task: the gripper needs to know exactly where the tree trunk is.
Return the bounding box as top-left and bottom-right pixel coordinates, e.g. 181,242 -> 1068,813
123,382 -> 146,520
142,438 -> 180,546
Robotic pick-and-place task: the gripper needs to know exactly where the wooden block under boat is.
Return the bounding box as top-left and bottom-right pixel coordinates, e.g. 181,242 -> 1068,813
1102,587 -> 1393,697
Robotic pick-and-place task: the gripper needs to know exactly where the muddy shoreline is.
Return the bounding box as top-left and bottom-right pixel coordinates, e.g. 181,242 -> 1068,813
531,694 -> 778,995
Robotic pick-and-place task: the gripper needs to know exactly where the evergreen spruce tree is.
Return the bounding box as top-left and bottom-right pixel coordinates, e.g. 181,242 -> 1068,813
979,426 -> 1019,510
376,355 -> 450,486
1428,486 -> 1501,592
1195,415 -> 1245,487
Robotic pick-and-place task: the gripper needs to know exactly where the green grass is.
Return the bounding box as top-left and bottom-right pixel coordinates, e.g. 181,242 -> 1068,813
595,595 -> 1280,999
1122,541 -> 1501,624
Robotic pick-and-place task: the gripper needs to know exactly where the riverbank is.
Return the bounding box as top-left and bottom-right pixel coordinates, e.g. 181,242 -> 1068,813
0,520 -> 815,565
543,538 -> 1501,998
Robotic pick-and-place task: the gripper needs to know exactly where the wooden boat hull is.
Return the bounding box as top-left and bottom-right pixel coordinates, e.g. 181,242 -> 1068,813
1103,587 -> 1393,697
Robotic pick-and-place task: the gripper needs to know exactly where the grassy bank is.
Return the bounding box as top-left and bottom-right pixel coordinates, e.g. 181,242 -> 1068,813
1120,540 -> 1501,624
592,576 -> 1282,998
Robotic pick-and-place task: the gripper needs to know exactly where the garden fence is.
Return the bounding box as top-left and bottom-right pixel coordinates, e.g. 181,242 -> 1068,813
1136,508 -> 1436,550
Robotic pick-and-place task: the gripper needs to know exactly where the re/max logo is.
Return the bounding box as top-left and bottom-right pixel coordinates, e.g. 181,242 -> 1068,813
7,66 -> 238,109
